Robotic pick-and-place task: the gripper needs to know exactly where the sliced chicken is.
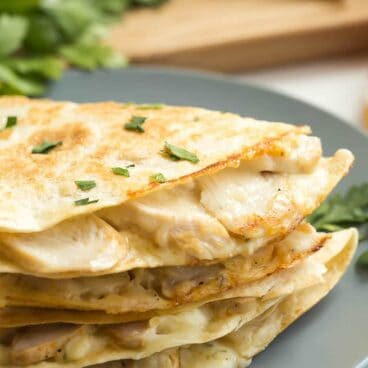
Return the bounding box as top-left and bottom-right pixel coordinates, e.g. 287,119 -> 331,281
0,215 -> 126,274
199,149 -> 353,237
100,182 -> 234,260
11,324 -> 84,365
0,149 -> 352,277
104,321 -> 149,349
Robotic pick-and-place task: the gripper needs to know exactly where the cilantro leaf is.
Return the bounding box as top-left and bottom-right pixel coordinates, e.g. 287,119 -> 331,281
124,116 -> 147,133
24,14 -> 62,53
2,116 -> 17,130
308,183 -> 368,231
0,64 -> 44,96
4,57 -> 64,80
60,42 -> 127,70
0,0 -> 158,97
150,173 -> 166,183
0,15 -> 28,57
163,142 -> 199,163
0,1 -> 40,13
31,140 -> 62,154
308,183 -> 368,268
42,0 -> 101,41
91,0 -> 130,15
74,180 -> 96,191
75,197 -> 99,206
112,167 -> 130,177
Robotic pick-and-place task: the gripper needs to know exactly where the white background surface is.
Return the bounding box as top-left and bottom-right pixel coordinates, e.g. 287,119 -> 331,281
238,55 -> 368,128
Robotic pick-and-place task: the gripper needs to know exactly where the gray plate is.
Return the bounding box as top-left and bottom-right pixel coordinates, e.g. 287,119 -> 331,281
47,67 -> 368,368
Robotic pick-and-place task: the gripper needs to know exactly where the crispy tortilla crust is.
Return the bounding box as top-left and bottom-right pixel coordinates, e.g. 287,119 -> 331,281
0,96 -> 310,233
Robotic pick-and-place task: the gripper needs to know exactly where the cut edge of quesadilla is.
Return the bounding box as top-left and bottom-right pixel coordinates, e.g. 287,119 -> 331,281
0,223 -> 329,314
99,226 -> 358,368
0,228 -> 356,367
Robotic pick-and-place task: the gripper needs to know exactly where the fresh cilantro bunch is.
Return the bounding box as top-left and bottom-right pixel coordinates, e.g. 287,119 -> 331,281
308,183 -> 368,268
0,0 -> 166,96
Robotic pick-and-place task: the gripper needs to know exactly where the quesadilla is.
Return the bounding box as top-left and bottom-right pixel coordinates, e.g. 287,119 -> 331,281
0,97 -> 357,368
86,227 -> 358,368
0,147 -> 352,278
0,223 -> 328,313
0,228 -> 356,367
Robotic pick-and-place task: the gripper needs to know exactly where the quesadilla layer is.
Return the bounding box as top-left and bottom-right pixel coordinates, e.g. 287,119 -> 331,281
0,97 -> 314,233
0,228 -> 356,367
0,224 -> 328,314
0,242 -> 329,327
85,226 -> 358,368
0,149 -> 352,278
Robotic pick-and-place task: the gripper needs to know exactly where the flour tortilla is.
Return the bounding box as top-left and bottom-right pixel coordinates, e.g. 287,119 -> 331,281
94,227 -> 358,368
0,97 -> 310,233
0,224 -> 327,314
0,150 -> 352,278
0,229 -> 356,368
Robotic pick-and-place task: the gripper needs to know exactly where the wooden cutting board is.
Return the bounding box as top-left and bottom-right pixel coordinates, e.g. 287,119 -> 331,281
107,0 -> 368,72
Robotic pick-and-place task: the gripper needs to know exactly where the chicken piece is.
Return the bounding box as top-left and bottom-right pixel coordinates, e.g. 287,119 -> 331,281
11,324 -> 84,365
104,321 -> 149,349
0,215 -> 126,274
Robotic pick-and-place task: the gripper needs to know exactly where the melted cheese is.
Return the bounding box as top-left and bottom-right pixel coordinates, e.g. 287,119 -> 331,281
0,224 -> 326,314
0,150 -> 353,277
199,149 -> 352,237
0,228 -> 356,367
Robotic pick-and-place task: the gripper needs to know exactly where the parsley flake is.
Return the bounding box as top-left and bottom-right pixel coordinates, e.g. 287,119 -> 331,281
74,180 -> 96,191
163,142 -> 199,163
74,198 -> 99,206
150,173 -> 166,183
112,164 -> 135,177
2,116 -> 17,130
31,140 -> 62,154
112,167 -> 129,177
124,116 -> 147,133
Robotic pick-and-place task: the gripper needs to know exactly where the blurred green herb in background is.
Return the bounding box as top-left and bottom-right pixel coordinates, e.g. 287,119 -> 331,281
0,0 -> 166,96
308,183 -> 368,268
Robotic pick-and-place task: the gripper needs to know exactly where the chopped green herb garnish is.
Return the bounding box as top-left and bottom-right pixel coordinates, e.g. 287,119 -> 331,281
138,104 -> 164,110
3,116 -> 17,129
150,173 -> 166,183
124,116 -> 147,133
163,142 -> 199,163
74,198 -> 99,206
31,140 -> 62,154
112,167 -> 129,177
112,164 -> 135,177
74,180 -> 96,191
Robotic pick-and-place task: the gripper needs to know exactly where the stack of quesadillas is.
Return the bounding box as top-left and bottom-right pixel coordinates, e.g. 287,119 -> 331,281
0,97 -> 357,367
